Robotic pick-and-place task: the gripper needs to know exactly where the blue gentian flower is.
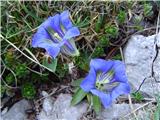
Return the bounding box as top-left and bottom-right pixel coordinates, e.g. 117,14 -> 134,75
32,10 -> 80,58
80,59 -> 130,108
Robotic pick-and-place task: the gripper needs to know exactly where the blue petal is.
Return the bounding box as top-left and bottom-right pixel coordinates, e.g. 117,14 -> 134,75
60,39 -> 79,56
46,46 -> 60,59
63,27 -> 80,40
32,27 -> 51,47
60,10 -> 73,30
41,14 -> 63,37
111,82 -> 130,101
64,40 -> 75,51
91,89 -> 112,108
80,68 -> 96,92
90,59 -> 114,73
33,39 -> 60,59
113,60 -> 128,83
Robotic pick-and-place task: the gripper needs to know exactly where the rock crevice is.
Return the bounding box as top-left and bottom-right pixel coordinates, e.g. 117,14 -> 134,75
124,33 -> 160,97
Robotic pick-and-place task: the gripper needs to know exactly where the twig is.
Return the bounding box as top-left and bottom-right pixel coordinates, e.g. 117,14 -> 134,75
111,26 -> 160,47
27,67 -> 46,76
1,59 -> 18,87
123,99 -> 156,118
156,11 -> 160,34
35,88 -> 58,104
119,47 -> 124,62
35,85 -> 69,104
24,47 -> 40,63
1,35 -> 60,80
128,95 -> 138,120
1,78 -> 18,89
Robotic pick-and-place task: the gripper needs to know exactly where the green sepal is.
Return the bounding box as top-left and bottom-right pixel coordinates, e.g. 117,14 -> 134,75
42,57 -> 57,72
92,95 -> 101,114
71,87 -> 87,106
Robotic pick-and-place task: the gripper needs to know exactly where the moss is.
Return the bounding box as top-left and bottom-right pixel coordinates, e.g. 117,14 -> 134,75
105,24 -> 119,38
92,46 -> 104,58
132,92 -> 144,102
15,64 -> 29,78
117,10 -> 126,24
5,73 -> 15,85
22,83 -> 36,99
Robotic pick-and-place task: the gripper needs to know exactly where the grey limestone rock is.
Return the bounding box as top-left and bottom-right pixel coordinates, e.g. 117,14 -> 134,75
38,94 -> 88,120
124,33 -> 160,97
1,99 -> 31,120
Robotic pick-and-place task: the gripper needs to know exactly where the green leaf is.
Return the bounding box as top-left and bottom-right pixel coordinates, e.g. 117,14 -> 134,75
117,10 -> 126,24
95,15 -> 104,33
43,57 -> 57,72
73,87 -> 80,93
92,95 -> 101,114
21,4 -> 43,23
131,92 -> 144,102
154,109 -> 160,120
87,93 -> 92,104
71,88 -> 87,106
71,78 -> 83,87
75,16 -> 90,28
154,95 -> 160,120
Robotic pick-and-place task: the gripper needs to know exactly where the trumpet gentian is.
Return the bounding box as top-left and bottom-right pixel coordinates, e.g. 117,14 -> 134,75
80,59 -> 130,108
32,10 -> 80,58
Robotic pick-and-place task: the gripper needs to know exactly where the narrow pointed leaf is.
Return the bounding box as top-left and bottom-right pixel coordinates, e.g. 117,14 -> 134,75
71,78 -> 83,87
71,88 -> 87,106
42,58 -> 57,72
86,93 -> 92,105
92,95 -> 101,114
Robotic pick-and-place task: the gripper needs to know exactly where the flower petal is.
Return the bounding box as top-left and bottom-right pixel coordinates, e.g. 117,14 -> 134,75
80,68 -> 96,92
33,39 -> 60,58
63,27 -> 80,40
91,89 -> 112,108
111,82 -> 130,101
90,59 -> 114,73
64,40 -> 75,51
46,46 -> 60,59
113,60 -> 128,83
60,10 -> 73,30
32,27 -> 51,47
41,14 -> 63,37
60,38 -> 79,56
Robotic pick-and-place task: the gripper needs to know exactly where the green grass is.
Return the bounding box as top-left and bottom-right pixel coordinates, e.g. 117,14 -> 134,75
154,95 -> 160,120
